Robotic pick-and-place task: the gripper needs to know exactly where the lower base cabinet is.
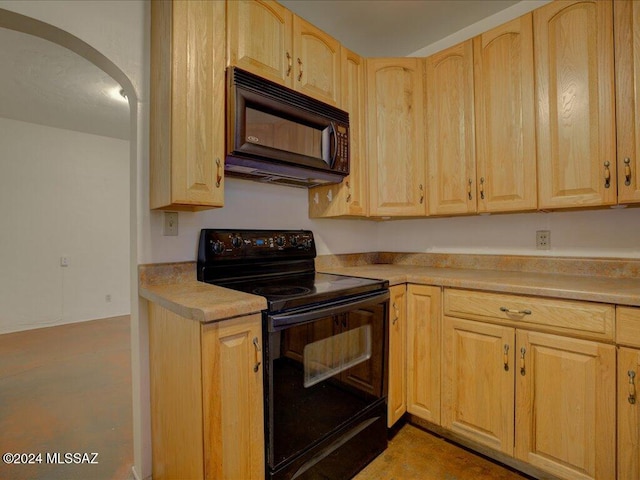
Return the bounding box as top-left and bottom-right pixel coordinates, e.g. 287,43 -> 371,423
148,303 -> 265,480
442,289 -> 616,480
387,285 -> 407,426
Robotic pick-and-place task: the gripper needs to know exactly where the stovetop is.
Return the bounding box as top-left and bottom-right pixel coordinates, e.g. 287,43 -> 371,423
197,229 -> 388,312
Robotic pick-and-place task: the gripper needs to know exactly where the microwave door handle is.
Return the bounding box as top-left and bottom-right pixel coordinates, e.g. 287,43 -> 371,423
329,122 -> 338,168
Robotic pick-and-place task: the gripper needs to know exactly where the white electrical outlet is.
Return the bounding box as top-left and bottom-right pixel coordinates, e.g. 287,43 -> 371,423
163,212 -> 178,236
536,230 -> 550,250
60,256 -> 70,267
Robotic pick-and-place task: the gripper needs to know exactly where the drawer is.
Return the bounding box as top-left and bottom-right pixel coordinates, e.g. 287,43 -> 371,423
617,306 -> 640,348
444,288 -> 614,341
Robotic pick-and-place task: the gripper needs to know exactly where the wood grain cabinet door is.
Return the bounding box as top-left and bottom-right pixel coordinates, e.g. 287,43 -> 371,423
534,0 -> 616,209
226,0 -> 293,87
366,58 -> 427,217
615,0 -> 640,204
387,285 -> 407,427
426,40 -> 476,216
406,285 -> 442,425
515,330 -> 616,480
618,347 -> 640,479
474,13 -> 537,213
442,317 -> 515,454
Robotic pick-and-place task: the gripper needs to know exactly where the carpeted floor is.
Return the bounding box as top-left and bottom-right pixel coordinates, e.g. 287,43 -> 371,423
0,316 -> 133,480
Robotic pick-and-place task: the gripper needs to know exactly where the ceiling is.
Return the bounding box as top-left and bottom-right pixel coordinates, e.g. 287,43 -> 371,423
0,1 -> 523,141
0,27 -> 129,140
279,0 -> 520,57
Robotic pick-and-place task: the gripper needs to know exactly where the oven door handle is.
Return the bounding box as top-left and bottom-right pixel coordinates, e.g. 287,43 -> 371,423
268,290 -> 390,330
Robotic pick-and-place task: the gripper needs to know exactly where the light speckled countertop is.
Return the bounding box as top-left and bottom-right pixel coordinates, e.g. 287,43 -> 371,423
138,255 -> 640,323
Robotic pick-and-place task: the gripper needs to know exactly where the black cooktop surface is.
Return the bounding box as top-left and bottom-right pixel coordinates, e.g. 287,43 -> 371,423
212,271 -> 386,312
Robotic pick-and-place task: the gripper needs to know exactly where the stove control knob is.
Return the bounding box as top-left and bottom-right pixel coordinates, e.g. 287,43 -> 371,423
211,240 -> 225,254
302,238 -> 313,249
289,235 -> 299,247
231,236 -> 243,248
275,235 -> 286,247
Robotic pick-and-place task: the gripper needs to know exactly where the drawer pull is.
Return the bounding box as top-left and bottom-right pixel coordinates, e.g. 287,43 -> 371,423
604,161 -> 611,189
500,306 -> 532,316
503,344 -> 509,371
520,347 -> 526,376
253,337 -> 261,373
629,370 -> 637,405
624,158 -> 632,186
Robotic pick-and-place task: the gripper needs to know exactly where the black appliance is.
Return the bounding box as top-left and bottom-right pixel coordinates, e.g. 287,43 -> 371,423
197,229 -> 389,480
226,67 -> 349,188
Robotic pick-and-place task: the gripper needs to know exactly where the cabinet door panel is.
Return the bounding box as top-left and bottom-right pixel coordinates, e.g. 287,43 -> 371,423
367,58 -> 426,216
615,0 -> 640,204
406,285 -> 441,424
426,41 -> 476,216
618,347 -> 640,479
226,0 -> 293,87
388,285 -> 407,426
535,0 -> 616,208
442,317 -> 514,454
515,330 -> 615,480
474,14 -> 537,212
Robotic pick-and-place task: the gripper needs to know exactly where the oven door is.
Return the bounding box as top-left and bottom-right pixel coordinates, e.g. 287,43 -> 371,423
264,290 -> 389,479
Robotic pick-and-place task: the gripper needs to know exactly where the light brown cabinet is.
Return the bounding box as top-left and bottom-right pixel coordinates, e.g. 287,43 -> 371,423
406,285 -> 441,424
150,0 -> 225,211
425,41 -> 476,216
534,0 -> 616,209
614,0 -> 640,205
366,58 -> 427,217
227,0 -> 341,106
442,288 -> 616,480
387,285 -> 407,426
149,303 -> 264,480
474,13 -> 537,213
309,47 -> 367,218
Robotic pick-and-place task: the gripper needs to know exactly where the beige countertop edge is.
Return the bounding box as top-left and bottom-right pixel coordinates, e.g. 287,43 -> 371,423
320,265 -> 640,307
139,281 -> 267,323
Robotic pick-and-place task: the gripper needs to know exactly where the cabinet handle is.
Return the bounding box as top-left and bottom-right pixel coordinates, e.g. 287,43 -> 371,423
252,337 -> 261,373
215,158 -> 222,188
286,52 -> 292,77
467,179 -> 473,201
500,306 -> 532,316
624,158 -> 632,186
419,184 -> 424,204
629,370 -> 637,405
520,347 -> 526,376
297,57 -> 303,81
392,302 -> 400,324
346,181 -> 351,203
604,161 -> 611,188
479,177 -> 485,200
503,344 -> 509,371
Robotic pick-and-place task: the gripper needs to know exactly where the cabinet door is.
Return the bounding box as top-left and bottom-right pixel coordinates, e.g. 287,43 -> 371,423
150,0 -> 226,210
226,0 -> 293,87
292,15 -> 341,106
367,58 -> 427,217
309,47 -> 367,217
426,40 -> 476,216
202,314 -> 265,480
406,285 -> 442,424
474,14 -> 537,213
388,285 -> 407,427
535,0 -> 616,209
442,317 -> 514,454
619,347 -> 640,479
615,0 -> 640,204
515,330 -> 615,480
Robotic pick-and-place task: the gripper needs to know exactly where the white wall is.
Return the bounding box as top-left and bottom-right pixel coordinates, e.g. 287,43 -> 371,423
0,117 -> 130,334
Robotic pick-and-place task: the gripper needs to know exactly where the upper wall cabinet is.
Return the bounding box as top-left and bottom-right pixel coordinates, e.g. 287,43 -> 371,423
150,0 -> 225,210
309,47 -> 367,218
614,0 -> 640,205
534,0 -> 616,209
425,40 -> 476,216
474,14 -> 537,213
367,58 -> 427,217
227,0 -> 341,106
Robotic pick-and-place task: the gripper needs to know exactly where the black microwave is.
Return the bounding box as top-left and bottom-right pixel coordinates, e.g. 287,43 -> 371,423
226,67 -> 349,188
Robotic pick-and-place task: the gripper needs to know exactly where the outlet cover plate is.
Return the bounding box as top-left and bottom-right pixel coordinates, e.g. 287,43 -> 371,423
536,230 -> 550,250
163,212 -> 178,236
